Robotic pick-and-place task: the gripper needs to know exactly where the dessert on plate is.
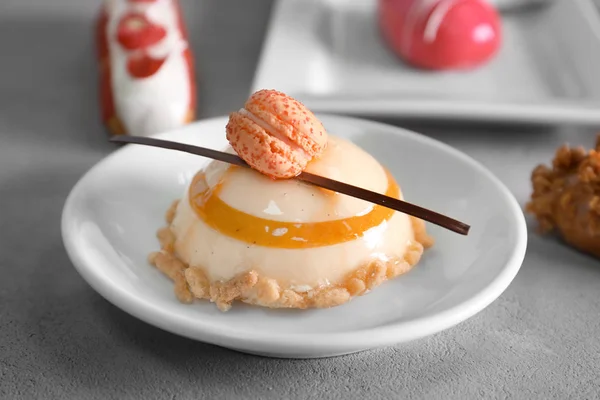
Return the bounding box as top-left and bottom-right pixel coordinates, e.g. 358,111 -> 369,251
527,135 -> 600,259
378,0 -> 502,70
149,89 -> 434,311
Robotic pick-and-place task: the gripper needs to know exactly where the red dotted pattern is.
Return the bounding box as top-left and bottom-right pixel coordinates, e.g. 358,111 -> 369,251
226,112 -> 306,179
244,89 -> 328,157
226,90 -> 329,179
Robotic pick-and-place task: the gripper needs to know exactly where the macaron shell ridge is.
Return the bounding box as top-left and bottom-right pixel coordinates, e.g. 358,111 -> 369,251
226,112 -> 306,179
245,90 -> 328,156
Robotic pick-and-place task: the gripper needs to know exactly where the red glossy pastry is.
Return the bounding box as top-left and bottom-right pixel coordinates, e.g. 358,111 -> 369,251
225,89 -> 328,179
378,0 -> 502,70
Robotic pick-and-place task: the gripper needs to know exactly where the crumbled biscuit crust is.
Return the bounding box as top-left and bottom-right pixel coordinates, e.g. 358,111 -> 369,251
149,200 -> 434,311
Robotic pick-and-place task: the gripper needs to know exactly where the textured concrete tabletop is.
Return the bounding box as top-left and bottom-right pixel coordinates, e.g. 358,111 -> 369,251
2,0 -> 600,399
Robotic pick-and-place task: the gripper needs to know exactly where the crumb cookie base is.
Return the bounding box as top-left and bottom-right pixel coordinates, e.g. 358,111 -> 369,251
149,200 -> 434,312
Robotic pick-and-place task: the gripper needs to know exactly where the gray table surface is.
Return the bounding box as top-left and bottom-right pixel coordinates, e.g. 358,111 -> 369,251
2,1 -> 600,399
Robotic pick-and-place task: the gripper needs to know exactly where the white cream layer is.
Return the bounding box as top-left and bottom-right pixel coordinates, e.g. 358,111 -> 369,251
169,136 -> 415,289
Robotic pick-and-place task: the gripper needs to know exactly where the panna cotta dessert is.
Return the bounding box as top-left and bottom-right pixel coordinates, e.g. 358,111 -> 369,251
149,90 -> 433,311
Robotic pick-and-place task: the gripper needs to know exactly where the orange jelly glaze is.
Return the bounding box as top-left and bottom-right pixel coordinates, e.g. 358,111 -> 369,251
188,170 -> 400,249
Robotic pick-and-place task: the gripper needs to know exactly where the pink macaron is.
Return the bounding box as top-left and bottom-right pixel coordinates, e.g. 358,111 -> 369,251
226,89 -> 328,179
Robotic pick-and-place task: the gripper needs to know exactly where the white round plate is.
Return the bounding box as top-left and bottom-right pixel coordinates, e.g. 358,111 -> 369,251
62,115 -> 527,359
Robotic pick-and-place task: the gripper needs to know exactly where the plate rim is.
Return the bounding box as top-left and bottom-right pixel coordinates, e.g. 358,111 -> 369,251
62,115 -> 527,356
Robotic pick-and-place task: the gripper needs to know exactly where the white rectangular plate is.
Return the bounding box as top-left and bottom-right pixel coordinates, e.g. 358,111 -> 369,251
252,0 -> 600,126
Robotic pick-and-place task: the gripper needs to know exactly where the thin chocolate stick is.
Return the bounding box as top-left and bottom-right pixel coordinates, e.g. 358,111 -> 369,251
110,136 -> 470,235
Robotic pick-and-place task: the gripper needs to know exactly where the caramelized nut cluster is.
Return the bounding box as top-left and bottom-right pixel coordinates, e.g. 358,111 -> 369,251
527,135 -> 600,258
